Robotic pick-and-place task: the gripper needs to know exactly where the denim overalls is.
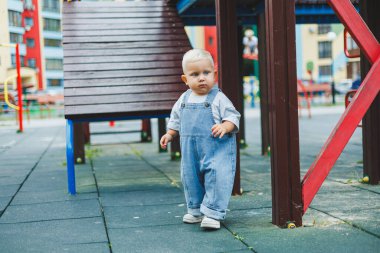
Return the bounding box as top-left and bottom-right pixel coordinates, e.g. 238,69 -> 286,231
179,86 -> 237,220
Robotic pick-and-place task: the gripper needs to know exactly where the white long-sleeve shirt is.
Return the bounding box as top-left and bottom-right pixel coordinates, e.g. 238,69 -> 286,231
167,90 -> 241,133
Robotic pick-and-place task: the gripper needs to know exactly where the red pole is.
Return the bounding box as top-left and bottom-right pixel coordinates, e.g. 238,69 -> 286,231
16,44 -> 23,133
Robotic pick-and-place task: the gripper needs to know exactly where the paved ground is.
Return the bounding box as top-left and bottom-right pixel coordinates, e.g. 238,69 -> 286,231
0,106 -> 379,252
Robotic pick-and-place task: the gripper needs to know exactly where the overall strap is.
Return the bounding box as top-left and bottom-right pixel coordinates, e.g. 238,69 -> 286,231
205,85 -> 220,104
182,89 -> 192,104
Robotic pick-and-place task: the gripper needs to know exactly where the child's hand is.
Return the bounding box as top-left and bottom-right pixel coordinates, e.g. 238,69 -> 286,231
160,133 -> 173,149
211,124 -> 227,138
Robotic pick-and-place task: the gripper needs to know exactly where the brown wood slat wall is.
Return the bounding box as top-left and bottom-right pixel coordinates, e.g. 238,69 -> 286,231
63,0 -> 191,120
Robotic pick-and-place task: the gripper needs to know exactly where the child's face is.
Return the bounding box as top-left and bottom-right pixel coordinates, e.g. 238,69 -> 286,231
181,59 -> 216,96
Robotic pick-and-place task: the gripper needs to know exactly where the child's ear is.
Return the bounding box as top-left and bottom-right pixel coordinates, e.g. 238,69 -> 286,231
214,70 -> 218,79
181,74 -> 188,84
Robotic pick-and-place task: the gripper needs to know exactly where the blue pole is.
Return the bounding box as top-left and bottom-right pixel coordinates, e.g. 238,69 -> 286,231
250,78 -> 255,108
66,119 -> 76,194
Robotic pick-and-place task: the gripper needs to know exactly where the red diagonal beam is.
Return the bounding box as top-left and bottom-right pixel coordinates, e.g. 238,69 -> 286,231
301,0 -> 380,214
302,59 -> 380,213
328,0 -> 380,63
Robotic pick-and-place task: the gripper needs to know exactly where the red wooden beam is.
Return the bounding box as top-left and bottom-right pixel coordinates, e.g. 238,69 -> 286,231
327,0 -> 380,64
302,0 -> 380,213
302,59 -> 380,213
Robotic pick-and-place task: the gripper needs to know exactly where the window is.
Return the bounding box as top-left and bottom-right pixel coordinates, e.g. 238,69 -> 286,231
44,38 -> 62,47
43,0 -> 60,13
46,59 -> 63,70
24,0 -> 34,10
11,55 -> 25,67
208,37 -> 213,46
8,11 -> 22,27
318,41 -> 332,59
9,33 -> 23,44
347,37 -> 359,50
28,58 -> 36,68
319,65 -> 332,77
48,79 -> 63,87
24,17 -> 34,27
43,18 -> 61,32
26,38 -> 35,48
318,24 -> 331,35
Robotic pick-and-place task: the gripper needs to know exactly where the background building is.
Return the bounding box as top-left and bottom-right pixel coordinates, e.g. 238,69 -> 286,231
41,0 -> 63,91
297,24 -> 360,85
0,0 -> 63,92
186,23 -> 361,88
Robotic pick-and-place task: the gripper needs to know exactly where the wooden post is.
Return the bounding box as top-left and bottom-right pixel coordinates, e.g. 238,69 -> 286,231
215,0 -> 241,195
158,118 -> 167,153
361,0 -> 380,185
141,119 -> 152,142
83,122 -> 90,144
258,12 -> 270,156
237,25 -> 247,149
265,0 -> 302,227
74,122 -> 85,164
170,137 -> 181,160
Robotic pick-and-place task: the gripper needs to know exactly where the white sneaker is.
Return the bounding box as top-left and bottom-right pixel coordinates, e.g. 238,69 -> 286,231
200,216 -> 220,229
183,214 -> 203,224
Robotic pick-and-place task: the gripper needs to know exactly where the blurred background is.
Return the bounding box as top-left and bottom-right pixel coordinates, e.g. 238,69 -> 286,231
0,0 -> 361,122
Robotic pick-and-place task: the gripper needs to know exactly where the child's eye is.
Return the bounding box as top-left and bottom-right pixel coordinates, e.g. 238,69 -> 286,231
203,71 -> 210,75
191,72 -> 199,77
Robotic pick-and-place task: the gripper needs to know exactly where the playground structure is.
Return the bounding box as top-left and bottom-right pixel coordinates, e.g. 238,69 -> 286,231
0,43 -> 24,132
63,0 -> 379,228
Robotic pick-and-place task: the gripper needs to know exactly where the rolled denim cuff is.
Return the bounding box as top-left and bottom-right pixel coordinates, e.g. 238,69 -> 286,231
200,204 -> 226,220
187,207 -> 202,217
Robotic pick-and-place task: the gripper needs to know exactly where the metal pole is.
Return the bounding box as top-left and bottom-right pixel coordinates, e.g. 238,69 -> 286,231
66,119 -> 76,194
331,45 -> 336,104
15,44 -> 23,132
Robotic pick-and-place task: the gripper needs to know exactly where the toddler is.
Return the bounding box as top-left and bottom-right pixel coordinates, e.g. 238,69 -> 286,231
160,49 -> 240,229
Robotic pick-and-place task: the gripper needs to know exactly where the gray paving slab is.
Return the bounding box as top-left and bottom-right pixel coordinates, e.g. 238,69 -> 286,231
97,177 -> 175,193
0,160 -> 36,166
19,169 -> 95,193
310,189 -> 380,212
100,189 -> 184,207
0,199 -> 101,223
108,224 -> 248,253
1,108 -> 380,252
95,170 -> 163,180
0,168 -> 32,178
11,190 -> 98,205
0,184 -> 19,197
232,224 -> 380,253
104,203 -> 187,228
229,191 -> 272,211
224,208 -> 275,229
93,159 -> 147,167
352,183 -> 380,194
0,175 -> 26,185
20,176 -> 69,192
225,207 -> 379,253
223,250 -> 255,253
43,243 -> 109,253
0,196 -> 12,213
0,217 -> 108,252
314,180 -> 361,194
326,208 -> 380,237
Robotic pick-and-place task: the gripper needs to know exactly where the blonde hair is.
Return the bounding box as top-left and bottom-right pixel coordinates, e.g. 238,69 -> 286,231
182,49 -> 214,73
